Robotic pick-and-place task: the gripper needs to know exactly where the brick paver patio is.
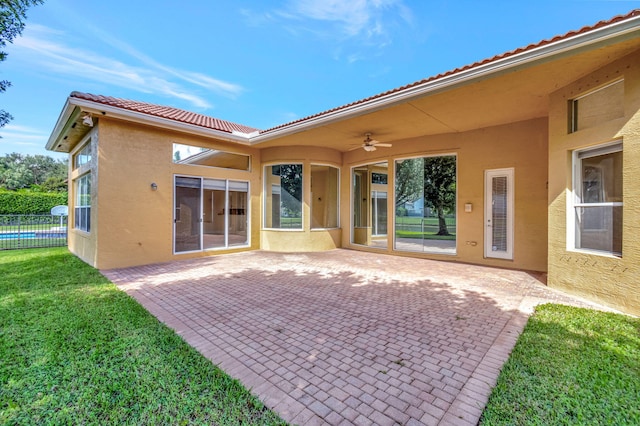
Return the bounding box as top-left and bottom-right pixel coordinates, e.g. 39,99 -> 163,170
103,249 -> 611,425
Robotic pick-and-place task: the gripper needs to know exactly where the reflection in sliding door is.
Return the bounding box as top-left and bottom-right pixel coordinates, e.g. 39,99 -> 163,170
372,191 -> 387,236
174,177 -> 202,253
228,181 -> 248,247
203,179 -> 226,250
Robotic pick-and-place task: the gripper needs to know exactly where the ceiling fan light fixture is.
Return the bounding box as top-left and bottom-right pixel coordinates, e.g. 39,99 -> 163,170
363,145 -> 376,152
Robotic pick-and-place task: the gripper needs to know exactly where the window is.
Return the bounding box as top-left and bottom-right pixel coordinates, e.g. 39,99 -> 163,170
311,165 -> 339,229
173,143 -> 250,171
264,164 -> 302,229
73,143 -> 92,169
569,80 -> 624,133
74,174 -> 91,232
372,172 -> 387,185
394,155 -> 456,254
572,142 -> 622,256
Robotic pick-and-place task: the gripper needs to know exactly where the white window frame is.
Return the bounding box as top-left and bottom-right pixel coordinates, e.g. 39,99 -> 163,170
568,141 -> 623,257
74,173 -> 91,233
73,142 -> 92,170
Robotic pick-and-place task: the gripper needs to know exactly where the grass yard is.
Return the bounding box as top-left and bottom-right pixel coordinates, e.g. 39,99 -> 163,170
0,248 -> 286,425
394,230 -> 456,240
480,304 -> 640,425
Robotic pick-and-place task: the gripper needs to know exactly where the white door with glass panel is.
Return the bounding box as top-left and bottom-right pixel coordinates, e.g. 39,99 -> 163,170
485,168 -> 514,260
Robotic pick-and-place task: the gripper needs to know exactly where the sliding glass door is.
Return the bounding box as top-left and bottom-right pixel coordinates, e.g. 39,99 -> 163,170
394,155 -> 457,254
174,176 -> 248,253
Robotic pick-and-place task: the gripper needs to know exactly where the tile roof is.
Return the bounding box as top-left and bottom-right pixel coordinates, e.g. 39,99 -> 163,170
260,8 -> 640,134
69,92 -> 259,135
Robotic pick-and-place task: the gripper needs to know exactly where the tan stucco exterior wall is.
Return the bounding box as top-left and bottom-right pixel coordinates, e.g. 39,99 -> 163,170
77,119 -> 261,269
67,116 -> 548,273
548,49 -> 640,316
342,118 -> 549,272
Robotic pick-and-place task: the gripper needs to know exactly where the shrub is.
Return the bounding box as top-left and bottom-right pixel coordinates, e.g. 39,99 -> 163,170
0,189 -> 67,215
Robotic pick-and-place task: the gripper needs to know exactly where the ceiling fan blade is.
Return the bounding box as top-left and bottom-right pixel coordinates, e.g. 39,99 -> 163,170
374,143 -> 393,147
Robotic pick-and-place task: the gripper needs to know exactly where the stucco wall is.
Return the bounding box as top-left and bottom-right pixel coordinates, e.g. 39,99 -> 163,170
90,119 -> 260,269
68,115 -> 548,273
548,49 -> 640,316
342,118 -> 549,272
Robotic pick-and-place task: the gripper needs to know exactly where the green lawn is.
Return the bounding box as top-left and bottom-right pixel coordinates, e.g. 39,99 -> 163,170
480,304 -> 640,425
394,230 -> 456,240
0,248 -> 286,425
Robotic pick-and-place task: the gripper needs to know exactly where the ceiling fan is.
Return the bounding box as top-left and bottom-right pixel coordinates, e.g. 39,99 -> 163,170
359,133 -> 392,152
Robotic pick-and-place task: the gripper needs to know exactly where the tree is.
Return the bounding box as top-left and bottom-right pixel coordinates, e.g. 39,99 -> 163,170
395,158 -> 423,209
1,0 -> 44,129
0,153 -> 67,191
423,156 -> 456,236
272,164 -> 302,217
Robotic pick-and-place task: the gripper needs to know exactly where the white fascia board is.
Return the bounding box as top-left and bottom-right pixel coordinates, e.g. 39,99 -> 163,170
45,100 -> 81,151
66,98 -> 252,145
251,15 -> 640,144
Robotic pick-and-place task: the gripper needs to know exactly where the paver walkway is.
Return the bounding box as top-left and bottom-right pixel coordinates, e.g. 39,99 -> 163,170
103,249 -> 612,425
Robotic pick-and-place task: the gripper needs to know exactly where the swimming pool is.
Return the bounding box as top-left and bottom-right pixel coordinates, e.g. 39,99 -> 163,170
0,230 -> 67,240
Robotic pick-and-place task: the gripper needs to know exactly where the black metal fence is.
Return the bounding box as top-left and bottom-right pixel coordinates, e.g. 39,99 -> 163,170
0,215 -> 68,250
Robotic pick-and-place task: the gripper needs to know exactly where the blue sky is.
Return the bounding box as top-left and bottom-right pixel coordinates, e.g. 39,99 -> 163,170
1,1 -> 638,158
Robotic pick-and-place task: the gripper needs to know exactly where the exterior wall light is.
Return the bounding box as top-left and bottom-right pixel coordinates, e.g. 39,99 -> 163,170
82,113 -> 94,127
150,182 -> 158,191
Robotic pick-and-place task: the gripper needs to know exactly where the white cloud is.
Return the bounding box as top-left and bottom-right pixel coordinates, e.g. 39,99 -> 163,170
0,124 -> 49,154
284,0 -> 412,40
0,124 -> 47,141
242,0 -> 413,64
11,25 -> 245,110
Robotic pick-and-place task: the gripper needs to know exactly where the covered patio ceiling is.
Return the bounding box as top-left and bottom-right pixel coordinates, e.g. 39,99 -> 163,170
253,37 -> 640,153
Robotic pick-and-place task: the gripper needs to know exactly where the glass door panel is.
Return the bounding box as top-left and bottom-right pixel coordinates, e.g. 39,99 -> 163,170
228,181 -> 248,247
372,191 -> 387,236
203,178 -> 226,250
174,177 -> 202,253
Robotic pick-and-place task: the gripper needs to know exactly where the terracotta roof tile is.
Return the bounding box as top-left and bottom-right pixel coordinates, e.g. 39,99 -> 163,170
260,9 -> 640,134
70,92 -> 259,135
